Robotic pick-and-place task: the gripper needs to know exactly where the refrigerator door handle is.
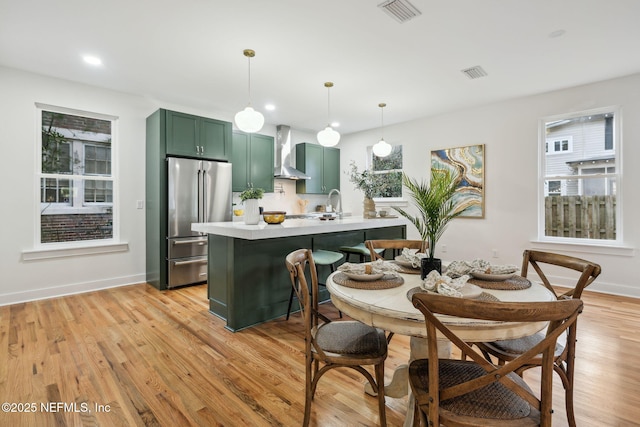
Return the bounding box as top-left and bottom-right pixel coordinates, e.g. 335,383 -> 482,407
202,167 -> 207,222
197,167 -> 203,223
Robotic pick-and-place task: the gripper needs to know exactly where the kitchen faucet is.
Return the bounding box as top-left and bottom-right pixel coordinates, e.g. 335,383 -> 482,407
326,189 -> 343,218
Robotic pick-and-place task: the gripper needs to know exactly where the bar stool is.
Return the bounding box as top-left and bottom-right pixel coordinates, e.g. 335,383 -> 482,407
285,249 -> 344,320
339,243 -> 385,263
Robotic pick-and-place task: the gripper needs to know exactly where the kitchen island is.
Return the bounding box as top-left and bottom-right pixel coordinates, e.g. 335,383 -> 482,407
192,216 -> 407,331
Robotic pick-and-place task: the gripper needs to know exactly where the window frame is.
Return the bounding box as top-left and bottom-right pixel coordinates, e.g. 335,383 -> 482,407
367,144 -> 405,204
537,105 -> 623,246
35,103 -> 119,248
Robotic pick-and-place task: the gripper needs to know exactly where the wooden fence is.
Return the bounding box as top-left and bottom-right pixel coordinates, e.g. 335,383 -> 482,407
545,195 -> 616,240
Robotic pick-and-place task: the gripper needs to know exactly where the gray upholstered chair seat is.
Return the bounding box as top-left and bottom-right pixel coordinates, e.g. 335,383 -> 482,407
315,321 -> 387,355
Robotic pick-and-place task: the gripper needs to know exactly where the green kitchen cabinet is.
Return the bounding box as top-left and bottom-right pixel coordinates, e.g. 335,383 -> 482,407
165,110 -> 231,161
295,143 -> 340,194
145,109 -> 232,290
232,131 -> 274,192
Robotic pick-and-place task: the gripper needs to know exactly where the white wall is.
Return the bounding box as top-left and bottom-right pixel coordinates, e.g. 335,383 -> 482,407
0,66 -> 230,305
340,73 -> 639,297
1,66 -> 637,304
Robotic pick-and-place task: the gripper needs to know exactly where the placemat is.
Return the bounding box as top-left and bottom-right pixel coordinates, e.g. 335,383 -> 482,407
467,275 -> 531,290
380,260 -> 422,275
406,287 -> 500,302
333,272 -> 404,289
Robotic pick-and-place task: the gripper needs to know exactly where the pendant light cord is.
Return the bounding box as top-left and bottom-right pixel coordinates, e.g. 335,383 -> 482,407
247,55 -> 252,106
324,82 -> 334,126
326,85 -> 331,125
380,104 -> 385,139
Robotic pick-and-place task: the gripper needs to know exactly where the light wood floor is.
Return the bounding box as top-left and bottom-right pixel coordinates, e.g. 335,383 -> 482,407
1,283 -> 639,426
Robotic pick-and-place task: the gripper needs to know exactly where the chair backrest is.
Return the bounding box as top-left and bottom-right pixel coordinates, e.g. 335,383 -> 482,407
285,249 -> 332,347
365,239 -> 427,261
411,293 -> 583,427
521,250 -> 601,300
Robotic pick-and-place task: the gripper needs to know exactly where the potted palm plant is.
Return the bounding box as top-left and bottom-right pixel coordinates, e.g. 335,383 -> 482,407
394,168 -> 466,277
239,187 -> 264,225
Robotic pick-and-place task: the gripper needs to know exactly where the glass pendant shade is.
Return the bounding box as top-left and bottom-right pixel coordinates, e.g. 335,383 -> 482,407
317,126 -> 340,147
235,106 -> 265,133
372,138 -> 392,157
372,102 -> 391,157
317,82 -> 340,146
235,49 -> 264,133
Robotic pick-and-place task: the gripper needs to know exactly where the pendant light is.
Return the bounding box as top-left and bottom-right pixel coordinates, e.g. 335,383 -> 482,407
234,49 -> 264,133
372,103 -> 392,157
317,82 -> 340,147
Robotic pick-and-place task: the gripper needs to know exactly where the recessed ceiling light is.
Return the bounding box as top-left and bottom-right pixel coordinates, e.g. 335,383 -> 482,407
330,122 -> 340,128
549,29 -> 566,38
265,104 -> 276,111
82,55 -> 102,66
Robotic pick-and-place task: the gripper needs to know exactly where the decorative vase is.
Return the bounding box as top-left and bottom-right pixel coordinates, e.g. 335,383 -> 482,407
421,258 -> 442,279
244,199 -> 260,225
363,197 -> 376,218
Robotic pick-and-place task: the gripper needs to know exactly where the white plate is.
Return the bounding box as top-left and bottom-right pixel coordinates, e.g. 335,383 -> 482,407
459,283 -> 483,299
342,272 -> 385,281
470,272 -> 516,281
394,255 -> 421,269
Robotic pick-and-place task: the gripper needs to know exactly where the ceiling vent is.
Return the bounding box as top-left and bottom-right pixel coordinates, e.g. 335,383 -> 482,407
461,65 -> 488,80
378,0 -> 422,23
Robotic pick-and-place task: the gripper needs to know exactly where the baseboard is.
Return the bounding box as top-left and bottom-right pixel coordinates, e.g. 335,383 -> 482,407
0,274 -> 147,306
530,273 -> 640,299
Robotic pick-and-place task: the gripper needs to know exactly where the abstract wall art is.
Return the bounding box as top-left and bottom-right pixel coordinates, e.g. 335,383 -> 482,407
431,144 -> 485,218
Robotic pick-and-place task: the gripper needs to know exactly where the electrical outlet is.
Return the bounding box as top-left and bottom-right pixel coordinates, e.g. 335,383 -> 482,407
492,249 -> 498,258
441,244 -> 447,253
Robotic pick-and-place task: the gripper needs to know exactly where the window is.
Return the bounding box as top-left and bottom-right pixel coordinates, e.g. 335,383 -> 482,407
369,145 -> 403,199
545,136 -> 572,154
539,107 -> 620,242
38,104 -> 116,244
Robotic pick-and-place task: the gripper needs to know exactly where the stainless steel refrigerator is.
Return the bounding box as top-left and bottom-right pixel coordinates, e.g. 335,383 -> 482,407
166,157 -> 232,288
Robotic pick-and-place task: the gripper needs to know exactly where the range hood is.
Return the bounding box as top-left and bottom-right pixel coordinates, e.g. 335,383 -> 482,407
274,125 -> 310,180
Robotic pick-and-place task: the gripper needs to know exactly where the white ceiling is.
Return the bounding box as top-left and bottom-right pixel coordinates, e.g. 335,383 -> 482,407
2,0 -> 640,135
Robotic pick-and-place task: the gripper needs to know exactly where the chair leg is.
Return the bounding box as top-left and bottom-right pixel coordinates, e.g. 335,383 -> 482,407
413,394 -> 423,427
566,385 -> 576,427
375,361 -> 387,427
303,357 -> 313,427
285,286 -> 295,320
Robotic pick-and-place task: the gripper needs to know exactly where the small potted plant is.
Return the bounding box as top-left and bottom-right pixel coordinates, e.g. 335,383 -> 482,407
394,168 -> 466,276
239,187 -> 264,225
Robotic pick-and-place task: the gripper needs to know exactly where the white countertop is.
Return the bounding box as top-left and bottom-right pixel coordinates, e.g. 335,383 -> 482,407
192,216 -> 407,240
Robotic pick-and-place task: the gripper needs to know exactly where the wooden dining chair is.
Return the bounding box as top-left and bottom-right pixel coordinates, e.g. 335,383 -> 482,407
365,239 -> 427,261
285,249 -> 388,427
409,293 -> 583,427
285,249 -> 344,320
473,250 -> 601,427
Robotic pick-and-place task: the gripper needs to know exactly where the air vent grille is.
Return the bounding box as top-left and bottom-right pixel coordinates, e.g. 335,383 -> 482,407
378,0 -> 422,23
461,65 -> 488,79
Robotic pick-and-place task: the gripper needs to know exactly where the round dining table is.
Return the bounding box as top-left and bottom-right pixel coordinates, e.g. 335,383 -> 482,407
326,268 -> 556,427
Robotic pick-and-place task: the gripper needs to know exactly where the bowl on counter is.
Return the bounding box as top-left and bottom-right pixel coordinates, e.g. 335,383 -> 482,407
262,211 -> 286,224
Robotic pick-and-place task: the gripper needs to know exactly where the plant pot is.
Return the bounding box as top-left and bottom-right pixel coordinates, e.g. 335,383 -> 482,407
363,197 -> 376,218
421,258 -> 442,279
244,199 -> 260,225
